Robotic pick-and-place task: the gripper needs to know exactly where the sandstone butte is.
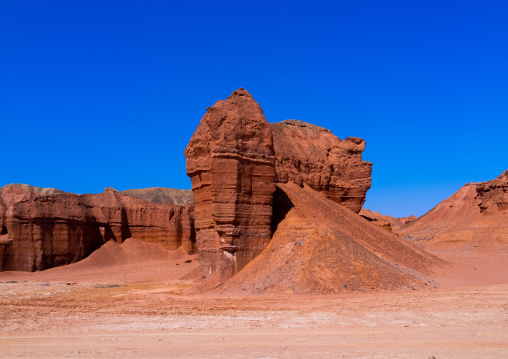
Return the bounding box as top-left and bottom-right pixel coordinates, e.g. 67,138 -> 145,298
0,184 -> 195,272
185,88 -> 440,290
184,88 -> 277,286
398,169 -> 508,255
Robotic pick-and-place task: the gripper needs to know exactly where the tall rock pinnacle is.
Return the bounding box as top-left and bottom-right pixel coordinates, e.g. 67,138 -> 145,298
184,88 -> 276,285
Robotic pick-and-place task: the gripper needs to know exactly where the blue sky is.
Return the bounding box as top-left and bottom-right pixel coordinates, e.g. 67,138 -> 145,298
1,1 -> 507,217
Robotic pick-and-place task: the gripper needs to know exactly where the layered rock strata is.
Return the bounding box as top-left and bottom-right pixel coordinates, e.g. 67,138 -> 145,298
185,88 -> 276,285
270,120 -> 372,213
0,184 -> 69,257
0,185 -> 195,272
476,170 -> 508,214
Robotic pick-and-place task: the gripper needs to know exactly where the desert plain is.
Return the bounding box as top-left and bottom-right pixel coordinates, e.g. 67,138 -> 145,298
1,245 -> 507,358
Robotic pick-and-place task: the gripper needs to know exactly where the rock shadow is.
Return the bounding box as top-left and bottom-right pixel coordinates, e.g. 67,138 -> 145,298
271,186 -> 294,233
120,207 -> 132,241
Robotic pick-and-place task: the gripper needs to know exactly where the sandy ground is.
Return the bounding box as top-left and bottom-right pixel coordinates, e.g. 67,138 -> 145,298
1,250 -> 508,359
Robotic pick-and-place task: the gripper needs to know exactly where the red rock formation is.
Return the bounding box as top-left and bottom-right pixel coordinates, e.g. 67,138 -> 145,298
0,185 -> 195,272
0,185 -> 68,229
404,215 -> 418,224
0,184 -> 69,261
359,208 -> 417,233
476,170 -> 508,214
359,213 -> 393,232
270,120 -> 372,213
184,88 -> 276,285
399,169 -> 508,255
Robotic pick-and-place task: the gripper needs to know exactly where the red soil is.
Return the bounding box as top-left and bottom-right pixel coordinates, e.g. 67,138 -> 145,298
219,183 -> 443,294
0,238 -> 199,284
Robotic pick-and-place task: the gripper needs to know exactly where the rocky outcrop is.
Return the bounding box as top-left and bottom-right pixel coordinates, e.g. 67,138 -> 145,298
399,169 -> 508,255
270,120 -> 372,213
476,170 -> 508,214
184,88 -> 276,286
359,214 -> 393,232
122,187 -> 194,206
184,89 -> 377,286
0,184 -> 70,251
0,185 -> 195,272
359,208 -> 417,233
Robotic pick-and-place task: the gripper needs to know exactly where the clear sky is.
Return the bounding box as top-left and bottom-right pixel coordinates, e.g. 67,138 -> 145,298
1,1 -> 507,217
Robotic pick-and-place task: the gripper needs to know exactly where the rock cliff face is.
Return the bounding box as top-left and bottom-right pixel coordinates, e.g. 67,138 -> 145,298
184,88 -> 276,285
0,185 -> 195,272
476,170 -> 508,214
270,120 -> 372,213
0,184 -> 70,253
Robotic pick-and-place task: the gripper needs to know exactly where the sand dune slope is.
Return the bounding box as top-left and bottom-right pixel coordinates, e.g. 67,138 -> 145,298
221,183 -> 442,294
0,238 -> 199,284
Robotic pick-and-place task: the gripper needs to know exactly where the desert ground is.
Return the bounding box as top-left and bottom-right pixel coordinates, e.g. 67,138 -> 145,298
1,240 -> 507,359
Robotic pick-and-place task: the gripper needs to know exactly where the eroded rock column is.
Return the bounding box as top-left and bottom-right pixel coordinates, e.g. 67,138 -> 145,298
185,88 -> 276,285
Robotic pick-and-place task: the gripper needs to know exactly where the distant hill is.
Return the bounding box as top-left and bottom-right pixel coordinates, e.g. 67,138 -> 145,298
0,183 -> 71,196
0,183 -> 193,206
122,187 -> 194,206
399,170 -> 508,255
